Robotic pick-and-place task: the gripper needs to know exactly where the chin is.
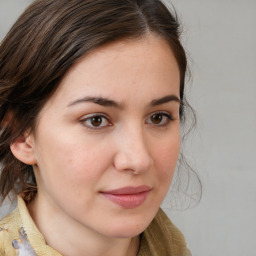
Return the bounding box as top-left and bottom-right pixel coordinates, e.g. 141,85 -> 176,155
107,227 -> 145,239
102,214 -> 155,239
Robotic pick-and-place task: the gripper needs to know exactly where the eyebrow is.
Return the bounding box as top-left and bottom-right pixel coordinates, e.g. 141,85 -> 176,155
150,95 -> 181,106
68,96 -> 123,109
67,94 -> 181,108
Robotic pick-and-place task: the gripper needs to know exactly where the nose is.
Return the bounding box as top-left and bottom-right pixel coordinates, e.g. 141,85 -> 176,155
113,126 -> 153,174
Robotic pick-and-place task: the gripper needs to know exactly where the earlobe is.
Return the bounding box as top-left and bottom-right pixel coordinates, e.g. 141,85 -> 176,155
10,134 -> 37,165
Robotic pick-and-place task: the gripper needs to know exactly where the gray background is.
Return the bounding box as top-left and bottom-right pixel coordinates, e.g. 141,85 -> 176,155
0,1 -> 255,255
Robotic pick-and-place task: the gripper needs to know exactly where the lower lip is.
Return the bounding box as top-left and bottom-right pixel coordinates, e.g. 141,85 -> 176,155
101,191 -> 150,209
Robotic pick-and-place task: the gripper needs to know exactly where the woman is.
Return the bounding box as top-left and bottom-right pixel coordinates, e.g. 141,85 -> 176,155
0,0 -> 192,255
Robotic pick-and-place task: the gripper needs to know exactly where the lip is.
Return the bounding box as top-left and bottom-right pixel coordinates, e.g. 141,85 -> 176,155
101,185 -> 151,209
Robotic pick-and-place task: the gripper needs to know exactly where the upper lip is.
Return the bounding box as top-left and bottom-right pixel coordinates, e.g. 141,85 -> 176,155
101,185 -> 151,195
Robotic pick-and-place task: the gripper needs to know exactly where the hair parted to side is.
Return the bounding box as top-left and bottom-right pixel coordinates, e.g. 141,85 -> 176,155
0,0 -> 197,204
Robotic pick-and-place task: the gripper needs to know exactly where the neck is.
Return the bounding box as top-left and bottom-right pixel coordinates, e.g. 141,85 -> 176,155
28,194 -> 140,256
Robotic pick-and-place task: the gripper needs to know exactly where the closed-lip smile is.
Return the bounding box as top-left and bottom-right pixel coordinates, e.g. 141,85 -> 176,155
101,185 -> 151,209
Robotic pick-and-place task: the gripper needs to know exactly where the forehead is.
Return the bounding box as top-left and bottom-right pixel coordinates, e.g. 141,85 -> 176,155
43,34 -> 180,110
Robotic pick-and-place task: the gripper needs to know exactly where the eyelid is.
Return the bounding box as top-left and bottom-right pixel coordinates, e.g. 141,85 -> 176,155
147,110 -> 174,119
79,113 -> 112,129
146,111 -> 174,126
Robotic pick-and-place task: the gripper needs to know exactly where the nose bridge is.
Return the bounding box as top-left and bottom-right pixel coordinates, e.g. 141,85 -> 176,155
114,122 -> 153,173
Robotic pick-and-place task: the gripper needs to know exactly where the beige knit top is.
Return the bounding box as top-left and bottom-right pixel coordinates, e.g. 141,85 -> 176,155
0,196 -> 191,256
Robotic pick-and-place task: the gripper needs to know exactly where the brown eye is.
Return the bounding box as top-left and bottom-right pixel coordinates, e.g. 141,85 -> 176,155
81,114 -> 111,129
91,116 -> 102,127
146,112 -> 173,126
151,114 -> 163,124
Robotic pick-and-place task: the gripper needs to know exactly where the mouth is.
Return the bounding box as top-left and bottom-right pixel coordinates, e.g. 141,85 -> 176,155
100,185 -> 151,209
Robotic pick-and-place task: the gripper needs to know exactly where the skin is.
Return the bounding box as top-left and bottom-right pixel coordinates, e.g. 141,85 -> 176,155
11,34 -> 181,256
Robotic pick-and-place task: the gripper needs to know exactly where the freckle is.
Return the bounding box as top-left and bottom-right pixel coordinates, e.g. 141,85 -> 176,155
67,157 -> 73,164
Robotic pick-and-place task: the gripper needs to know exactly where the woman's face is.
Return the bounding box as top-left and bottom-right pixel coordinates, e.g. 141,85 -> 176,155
29,34 -> 181,238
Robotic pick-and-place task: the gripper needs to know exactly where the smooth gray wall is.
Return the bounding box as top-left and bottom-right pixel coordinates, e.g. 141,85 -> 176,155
0,1 -> 255,256
0,0 -> 33,38
163,1 -> 256,256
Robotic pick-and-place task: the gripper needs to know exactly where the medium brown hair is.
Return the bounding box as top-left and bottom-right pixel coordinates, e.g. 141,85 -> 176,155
0,0 -> 189,203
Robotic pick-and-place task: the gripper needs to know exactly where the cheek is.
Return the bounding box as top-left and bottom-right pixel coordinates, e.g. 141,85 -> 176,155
34,131 -> 115,196
153,136 -> 180,182
49,146 -> 112,188
65,141 -> 114,173
34,142 -> 115,213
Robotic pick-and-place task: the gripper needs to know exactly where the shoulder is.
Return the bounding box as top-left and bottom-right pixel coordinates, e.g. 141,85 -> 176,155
0,207 -> 21,256
139,208 -> 191,256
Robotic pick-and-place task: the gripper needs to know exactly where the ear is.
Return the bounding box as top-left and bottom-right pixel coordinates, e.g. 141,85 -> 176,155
10,133 -> 37,165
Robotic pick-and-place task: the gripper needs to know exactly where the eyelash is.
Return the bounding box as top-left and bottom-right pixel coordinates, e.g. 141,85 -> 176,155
80,112 -> 174,130
146,112 -> 174,127
80,113 -> 111,129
